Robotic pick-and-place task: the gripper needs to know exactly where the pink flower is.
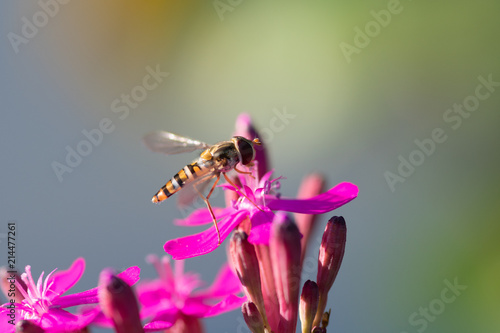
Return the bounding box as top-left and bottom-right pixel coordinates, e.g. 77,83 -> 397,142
0,258 -> 140,333
164,169 -> 357,260
162,114 -> 358,333
136,255 -> 246,332
163,114 -> 358,260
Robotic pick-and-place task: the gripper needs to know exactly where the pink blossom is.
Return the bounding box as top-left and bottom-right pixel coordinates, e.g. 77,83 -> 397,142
163,114 -> 358,260
164,168 -> 357,260
135,255 -> 246,332
162,114 -> 358,333
0,258 -> 140,333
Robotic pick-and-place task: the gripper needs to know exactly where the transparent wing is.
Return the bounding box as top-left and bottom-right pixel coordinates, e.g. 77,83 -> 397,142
177,173 -> 218,208
143,131 -> 210,155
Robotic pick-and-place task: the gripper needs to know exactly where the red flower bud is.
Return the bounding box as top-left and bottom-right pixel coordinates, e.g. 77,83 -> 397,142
270,214 -> 302,333
299,280 -> 319,333
230,231 -> 269,329
242,301 -> 266,333
314,216 -> 346,327
15,320 -> 45,333
98,269 -> 143,333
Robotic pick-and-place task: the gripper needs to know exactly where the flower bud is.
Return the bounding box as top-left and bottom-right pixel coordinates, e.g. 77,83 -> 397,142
234,113 -> 269,178
230,231 -> 269,329
321,309 -> 331,329
311,326 -> 326,333
254,244 -> 280,330
98,269 -> 143,333
293,173 -> 325,264
242,301 -> 266,333
0,267 -> 26,303
299,280 -> 319,333
314,216 -> 346,327
270,213 -> 302,333
15,320 -> 45,333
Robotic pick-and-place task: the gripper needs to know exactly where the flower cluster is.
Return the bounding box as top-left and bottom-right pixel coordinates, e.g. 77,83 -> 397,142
164,114 -> 357,260
230,215 -> 347,333
164,114 -> 357,332
0,258 -> 140,333
0,114 -> 358,333
0,256 -> 244,333
135,254 -> 245,332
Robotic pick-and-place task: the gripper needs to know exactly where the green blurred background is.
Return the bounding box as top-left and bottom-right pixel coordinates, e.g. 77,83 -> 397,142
1,1 -> 499,332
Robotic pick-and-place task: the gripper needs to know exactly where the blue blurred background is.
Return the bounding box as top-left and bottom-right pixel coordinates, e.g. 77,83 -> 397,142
1,1 -> 499,332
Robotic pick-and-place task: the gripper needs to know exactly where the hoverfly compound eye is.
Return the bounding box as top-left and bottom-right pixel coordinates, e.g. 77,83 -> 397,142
235,137 -> 256,165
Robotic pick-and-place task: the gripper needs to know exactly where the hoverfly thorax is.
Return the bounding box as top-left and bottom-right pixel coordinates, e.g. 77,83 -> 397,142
232,136 -> 261,166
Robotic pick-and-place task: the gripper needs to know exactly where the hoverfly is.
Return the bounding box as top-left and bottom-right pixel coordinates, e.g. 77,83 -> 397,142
143,131 -> 261,244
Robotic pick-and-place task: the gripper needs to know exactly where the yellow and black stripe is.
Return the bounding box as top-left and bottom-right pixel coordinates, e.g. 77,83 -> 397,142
151,160 -> 209,203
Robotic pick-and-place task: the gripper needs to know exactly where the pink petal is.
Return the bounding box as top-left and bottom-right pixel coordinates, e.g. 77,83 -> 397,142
137,281 -> 173,308
117,265 -> 141,285
146,305 -> 179,324
294,173 -> 325,263
266,182 -> 358,214
144,320 -> 175,332
0,321 -> 14,333
203,294 -> 248,317
182,298 -> 213,317
2,305 -> 100,332
247,223 -> 272,244
193,264 -> 242,298
243,185 -> 256,201
174,207 -> 232,226
219,183 -> 238,191
164,211 -> 248,260
55,289 -> 98,308
54,266 -> 140,308
141,300 -> 176,321
259,170 -> 275,187
46,257 -> 85,299
249,209 -> 275,228
0,305 -> 25,332
79,306 -> 108,326
245,209 -> 275,244
39,307 -> 99,331
234,113 -> 269,179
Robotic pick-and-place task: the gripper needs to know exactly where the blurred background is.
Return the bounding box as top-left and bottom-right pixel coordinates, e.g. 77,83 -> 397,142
1,1 -> 499,332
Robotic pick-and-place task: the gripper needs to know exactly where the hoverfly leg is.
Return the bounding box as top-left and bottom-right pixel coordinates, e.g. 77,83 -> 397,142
223,173 -> 263,212
234,165 -> 255,179
205,173 -> 220,201
195,174 -> 222,245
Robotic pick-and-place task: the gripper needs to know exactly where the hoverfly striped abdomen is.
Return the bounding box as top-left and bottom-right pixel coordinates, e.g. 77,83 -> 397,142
152,156 -> 214,203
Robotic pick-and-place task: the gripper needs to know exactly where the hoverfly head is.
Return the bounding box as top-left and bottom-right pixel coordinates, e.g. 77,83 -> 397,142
233,136 -> 259,165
